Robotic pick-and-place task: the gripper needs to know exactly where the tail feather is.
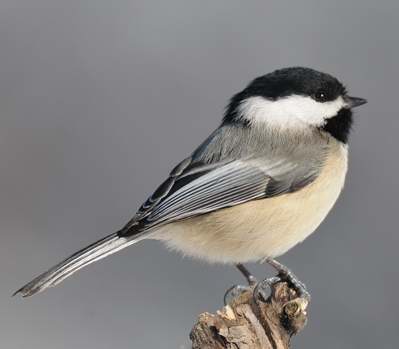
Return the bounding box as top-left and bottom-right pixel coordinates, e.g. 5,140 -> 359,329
13,232 -> 141,298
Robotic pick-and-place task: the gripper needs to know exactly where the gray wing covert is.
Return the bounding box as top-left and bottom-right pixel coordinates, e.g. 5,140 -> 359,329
119,154 -> 322,237
143,160 -> 270,225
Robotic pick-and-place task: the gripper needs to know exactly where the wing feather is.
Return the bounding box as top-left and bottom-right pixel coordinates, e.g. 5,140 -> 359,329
119,125 -> 327,237
147,161 -> 269,224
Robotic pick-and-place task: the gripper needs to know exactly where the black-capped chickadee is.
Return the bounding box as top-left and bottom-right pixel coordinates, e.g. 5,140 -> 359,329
14,67 -> 367,298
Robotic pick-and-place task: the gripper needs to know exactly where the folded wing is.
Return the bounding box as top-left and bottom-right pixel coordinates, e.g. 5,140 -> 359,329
120,156 -> 320,236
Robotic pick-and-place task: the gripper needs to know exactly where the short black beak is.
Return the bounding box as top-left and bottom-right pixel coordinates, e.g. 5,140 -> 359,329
345,96 -> 367,108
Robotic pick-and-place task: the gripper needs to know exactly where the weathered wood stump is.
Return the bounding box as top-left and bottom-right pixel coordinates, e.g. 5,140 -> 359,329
190,281 -> 309,349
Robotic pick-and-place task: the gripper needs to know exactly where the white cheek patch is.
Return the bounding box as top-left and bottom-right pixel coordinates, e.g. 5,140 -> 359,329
238,95 -> 346,129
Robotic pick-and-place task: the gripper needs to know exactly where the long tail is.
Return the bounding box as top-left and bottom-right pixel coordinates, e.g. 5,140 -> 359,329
13,232 -> 142,297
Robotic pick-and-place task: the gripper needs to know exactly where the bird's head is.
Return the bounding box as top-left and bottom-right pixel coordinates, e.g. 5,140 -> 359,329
224,67 -> 367,143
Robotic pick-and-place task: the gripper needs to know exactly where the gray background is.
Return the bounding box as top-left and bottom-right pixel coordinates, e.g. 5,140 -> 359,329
1,1 -> 398,348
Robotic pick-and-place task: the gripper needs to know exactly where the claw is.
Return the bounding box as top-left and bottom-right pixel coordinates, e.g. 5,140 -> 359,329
224,284 -> 251,305
253,276 -> 281,303
262,258 -> 311,302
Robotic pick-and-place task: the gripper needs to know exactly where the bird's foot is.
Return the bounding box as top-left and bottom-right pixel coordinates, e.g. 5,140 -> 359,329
262,257 -> 311,302
253,276 -> 282,302
225,260 -> 310,305
224,264 -> 258,305
224,284 -> 252,305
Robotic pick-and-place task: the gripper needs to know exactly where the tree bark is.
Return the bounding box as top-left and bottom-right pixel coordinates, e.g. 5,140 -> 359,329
190,281 -> 309,349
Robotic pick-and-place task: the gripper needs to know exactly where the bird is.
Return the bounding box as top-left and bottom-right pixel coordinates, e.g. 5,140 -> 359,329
14,67 -> 367,298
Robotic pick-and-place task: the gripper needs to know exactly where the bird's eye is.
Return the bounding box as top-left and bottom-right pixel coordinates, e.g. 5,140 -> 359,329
314,90 -> 328,102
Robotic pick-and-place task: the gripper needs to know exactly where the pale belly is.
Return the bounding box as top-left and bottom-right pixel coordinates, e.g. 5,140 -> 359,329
155,144 -> 348,264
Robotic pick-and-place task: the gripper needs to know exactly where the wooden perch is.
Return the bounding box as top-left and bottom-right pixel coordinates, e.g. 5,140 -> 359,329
190,281 -> 309,349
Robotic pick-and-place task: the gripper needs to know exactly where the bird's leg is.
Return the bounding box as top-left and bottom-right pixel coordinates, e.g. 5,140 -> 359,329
236,263 -> 257,286
262,257 -> 311,302
224,264 -> 257,305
